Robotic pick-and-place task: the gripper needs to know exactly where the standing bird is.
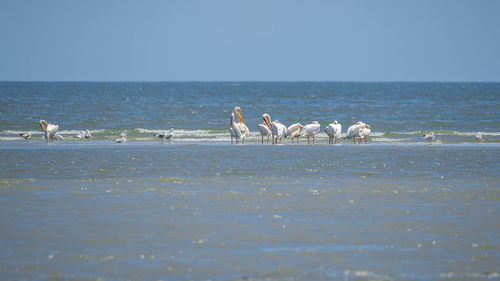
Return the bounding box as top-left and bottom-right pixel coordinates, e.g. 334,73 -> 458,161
300,121 -> 321,144
229,112 -> 243,144
358,124 -> 371,144
474,132 -> 482,141
84,130 -> 92,139
115,131 -> 127,143
271,120 -> 287,144
285,123 -> 304,143
19,132 -> 31,140
422,132 -> 435,142
230,107 -> 249,143
257,114 -> 273,144
153,128 -> 174,140
39,120 -> 59,141
346,122 -> 365,143
325,120 -> 342,144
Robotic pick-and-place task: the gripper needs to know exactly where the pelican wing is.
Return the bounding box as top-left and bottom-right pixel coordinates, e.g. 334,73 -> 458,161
300,123 -> 320,136
286,123 -> 301,137
257,123 -> 271,135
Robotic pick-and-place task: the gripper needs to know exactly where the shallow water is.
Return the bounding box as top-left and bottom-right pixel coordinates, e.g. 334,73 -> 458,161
0,142 -> 499,281
0,82 -> 499,280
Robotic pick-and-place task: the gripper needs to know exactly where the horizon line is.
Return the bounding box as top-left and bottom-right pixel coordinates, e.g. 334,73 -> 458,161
1,80 -> 500,83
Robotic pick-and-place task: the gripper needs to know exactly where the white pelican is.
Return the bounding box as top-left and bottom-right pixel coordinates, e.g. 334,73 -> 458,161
257,114 -> 272,144
422,132 -> 435,142
474,132 -> 482,141
300,121 -> 321,144
84,130 -> 92,139
115,131 -> 127,143
39,120 -> 59,141
74,130 -> 85,140
325,120 -> 342,144
358,124 -> 371,144
19,132 -> 31,140
285,123 -> 304,143
229,112 -> 243,144
154,128 -> 173,140
346,122 -> 365,143
271,120 -> 287,144
234,107 -> 250,143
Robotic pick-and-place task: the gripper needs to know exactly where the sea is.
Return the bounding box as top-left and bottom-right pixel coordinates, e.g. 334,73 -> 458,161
0,82 -> 499,281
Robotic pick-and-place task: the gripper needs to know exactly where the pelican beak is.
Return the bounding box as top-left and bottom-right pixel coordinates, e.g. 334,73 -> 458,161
263,114 -> 272,130
39,120 -> 48,132
236,108 -> 245,124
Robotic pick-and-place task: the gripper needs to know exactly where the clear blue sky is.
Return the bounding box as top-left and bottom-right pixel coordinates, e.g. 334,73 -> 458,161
1,0 -> 499,81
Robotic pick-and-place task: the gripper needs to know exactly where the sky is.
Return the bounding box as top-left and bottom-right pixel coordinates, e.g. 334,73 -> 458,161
0,0 -> 499,82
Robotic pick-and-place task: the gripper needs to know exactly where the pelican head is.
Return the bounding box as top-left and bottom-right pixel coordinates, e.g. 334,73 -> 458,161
262,114 -> 272,130
234,107 -> 245,124
39,120 -> 48,132
334,120 -> 339,124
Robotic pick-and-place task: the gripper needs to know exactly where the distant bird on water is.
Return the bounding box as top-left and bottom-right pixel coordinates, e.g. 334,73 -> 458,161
84,130 -> 92,139
474,132 -> 482,141
19,132 -> 31,140
115,131 -> 127,143
422,132 -> 435,142
154,128 -> 173,140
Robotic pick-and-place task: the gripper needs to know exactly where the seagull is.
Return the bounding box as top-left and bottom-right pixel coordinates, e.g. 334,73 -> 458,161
153,128 -> 173,140
19,132 -> 31,140
74,130 -> 85,140
474,132 -> 482,141
422,132 -> 435,142
115,131 -> 127,143
84,130 -> 92,139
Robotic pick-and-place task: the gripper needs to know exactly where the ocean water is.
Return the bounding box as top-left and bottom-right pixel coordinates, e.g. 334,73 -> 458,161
0,82 -> 499,142
0,82 -> 499,281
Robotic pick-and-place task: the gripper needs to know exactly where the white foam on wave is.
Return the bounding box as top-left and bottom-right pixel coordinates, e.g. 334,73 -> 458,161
397,131 -> 500,136
371,138 -> 410,142
0,129 -> 106,135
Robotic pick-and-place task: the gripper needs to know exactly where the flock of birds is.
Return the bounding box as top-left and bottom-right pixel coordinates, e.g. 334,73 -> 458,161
19,120 -> 174,143
228,106 -> 468,144
18,113 -> 484,144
